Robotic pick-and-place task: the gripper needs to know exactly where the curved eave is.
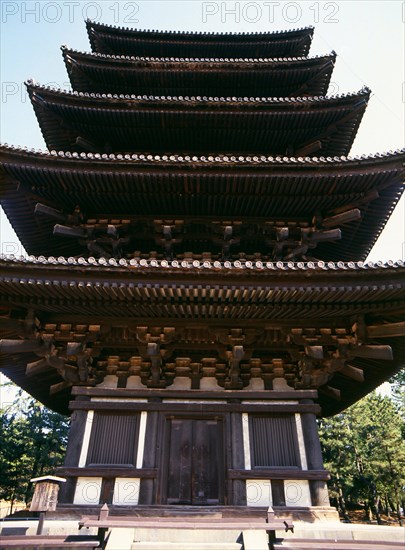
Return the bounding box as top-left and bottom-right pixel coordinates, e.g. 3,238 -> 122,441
62,47 -> 335,98
0,351 -> 70,414
0,146 -> 404,262
26,83 -> 370,157
0,258 -> 404,416
1,256 -> 404,315
86,21 -> 314,58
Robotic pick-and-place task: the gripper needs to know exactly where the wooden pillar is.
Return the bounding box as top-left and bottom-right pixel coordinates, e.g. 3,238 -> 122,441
139,411 -> 159,504
271,480 -> 286,507
230,412 -> 247,505
300,400 -> 330,507
58,396 -> 89,504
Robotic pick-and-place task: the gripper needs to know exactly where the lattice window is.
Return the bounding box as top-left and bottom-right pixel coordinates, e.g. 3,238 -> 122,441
86,413 -> 140,466
249,415 -> 301,468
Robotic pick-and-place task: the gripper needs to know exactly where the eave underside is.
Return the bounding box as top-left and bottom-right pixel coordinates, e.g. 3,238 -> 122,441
0,259 -> 404,416
63,49 -> 335,98
1,148 -> 403,262
27,85 -> 368,157
86,22 -> 314,58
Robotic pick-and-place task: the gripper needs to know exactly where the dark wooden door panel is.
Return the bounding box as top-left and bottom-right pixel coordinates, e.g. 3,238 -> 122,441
193,420 -> 221,504
167,419 -> 193,504
166,418 -> 223,505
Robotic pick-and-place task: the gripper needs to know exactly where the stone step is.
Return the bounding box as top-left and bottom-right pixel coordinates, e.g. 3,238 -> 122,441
132,544 -> 242,550
131,527 -> 242,544
274,542 -> 404,550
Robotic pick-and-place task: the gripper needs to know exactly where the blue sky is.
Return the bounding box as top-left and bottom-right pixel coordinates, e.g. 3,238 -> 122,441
1,0 -> 404,260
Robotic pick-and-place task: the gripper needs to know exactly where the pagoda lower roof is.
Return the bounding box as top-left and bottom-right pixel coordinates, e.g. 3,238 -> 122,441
27,83 -> 369,157
0,256 -> 404,415
62,47 -> 335,98
86,21 -> 314,58
1,146 -> 403,262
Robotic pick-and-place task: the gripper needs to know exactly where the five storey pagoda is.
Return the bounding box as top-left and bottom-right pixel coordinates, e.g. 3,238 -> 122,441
1,21 -> 404,520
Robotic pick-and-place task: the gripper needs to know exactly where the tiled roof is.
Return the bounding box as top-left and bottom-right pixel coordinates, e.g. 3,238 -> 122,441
86,21 -> 314,58
26,82 -> 370,157
62,47 -> 336,98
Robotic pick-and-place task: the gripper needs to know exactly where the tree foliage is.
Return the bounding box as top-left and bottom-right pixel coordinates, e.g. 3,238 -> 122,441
0,386 -> 69,512
319,387 -> 405,525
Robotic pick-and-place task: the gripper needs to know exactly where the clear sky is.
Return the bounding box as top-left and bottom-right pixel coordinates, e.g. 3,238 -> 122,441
1,0 -> 404,261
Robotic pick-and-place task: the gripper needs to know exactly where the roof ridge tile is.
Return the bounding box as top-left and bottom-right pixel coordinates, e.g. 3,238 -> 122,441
85,19 -> 315,38
24,80 -> 371,105
0,253 -> 403,272
1,142 -> 404,165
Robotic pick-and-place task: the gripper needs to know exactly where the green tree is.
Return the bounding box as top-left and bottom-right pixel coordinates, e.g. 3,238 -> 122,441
389,369 -> 405,431
0,386 -> 69,512
319,392 -> 405,525
0,409 -> 33,513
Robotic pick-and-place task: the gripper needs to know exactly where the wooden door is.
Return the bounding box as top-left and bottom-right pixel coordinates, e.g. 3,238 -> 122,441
166,418 -> 223,505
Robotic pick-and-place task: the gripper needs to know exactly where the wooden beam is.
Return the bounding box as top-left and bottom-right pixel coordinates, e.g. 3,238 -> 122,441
0,339 -> 42,353
56,467 -> 157,478
69,400 -> 321,414
352,345 -> 393,360
53,224 -> 85,238
71,387 -> 318,400
340,364 -> 364,383
228,469 -> 330,481
305,346 -> 323,360
35,203 -> 67,223
322,209 -> 361,228
26,358 -> 50,377
367,322 -> 405,339
310,228 -> 341,243
50,381 -> 72,395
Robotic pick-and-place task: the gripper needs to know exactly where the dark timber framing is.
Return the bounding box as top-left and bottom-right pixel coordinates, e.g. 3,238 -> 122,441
62,47 -> 336,98
1,21 -> 404,520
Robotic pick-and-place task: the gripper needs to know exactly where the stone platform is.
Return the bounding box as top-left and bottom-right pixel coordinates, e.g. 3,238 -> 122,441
1,514 -> 404,550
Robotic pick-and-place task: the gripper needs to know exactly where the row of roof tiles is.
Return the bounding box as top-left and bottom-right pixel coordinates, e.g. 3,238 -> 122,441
1,254 -> 403,272
2,143 -> 403,164
62,45 -> 334,64
86,20 -> 314,37
26,79 -> 367,104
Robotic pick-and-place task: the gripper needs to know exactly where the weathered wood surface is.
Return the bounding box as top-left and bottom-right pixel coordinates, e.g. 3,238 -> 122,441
30,481 -> 60,512
227,469 -> 330,480
79,516 -> 293,532
0,535 -> 100,548
68,401 -> 321,414
272,540 -> 405,550
57,467 -> 157,478
72,388 -> 318,399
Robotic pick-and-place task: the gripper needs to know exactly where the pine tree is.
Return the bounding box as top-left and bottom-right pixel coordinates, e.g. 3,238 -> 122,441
319,391 -> 405,525
0,386 -> 69,511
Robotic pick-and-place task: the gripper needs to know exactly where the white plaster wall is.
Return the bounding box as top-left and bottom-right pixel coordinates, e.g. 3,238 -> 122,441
167,376 -> 191,390
244,378 -> 265,390
73,476 -> 102,505
126,375 -> 143,389
246,480 -> 273,507
136,411 -> 148,468
78,410 -> 94,467
284,480 -> 312,507
241,412 -> 251,469
112,478 -> 140,505
295,413 -> 308,469
199,377 -> 222,390
97,375 -> 118,388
